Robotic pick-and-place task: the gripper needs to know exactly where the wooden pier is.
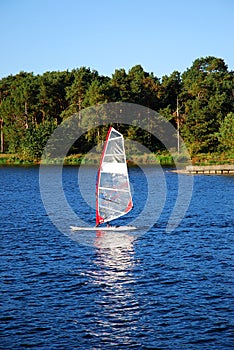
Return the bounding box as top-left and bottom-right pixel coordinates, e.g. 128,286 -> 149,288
185,164 -> 234,175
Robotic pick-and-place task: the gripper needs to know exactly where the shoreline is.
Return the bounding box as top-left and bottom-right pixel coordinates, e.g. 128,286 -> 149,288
0,153 -> 233,171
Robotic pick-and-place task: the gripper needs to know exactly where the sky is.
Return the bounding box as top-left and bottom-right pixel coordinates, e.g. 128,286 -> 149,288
0,0 -> 234,79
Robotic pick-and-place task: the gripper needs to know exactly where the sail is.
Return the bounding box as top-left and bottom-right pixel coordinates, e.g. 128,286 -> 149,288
96,127 -> 133,226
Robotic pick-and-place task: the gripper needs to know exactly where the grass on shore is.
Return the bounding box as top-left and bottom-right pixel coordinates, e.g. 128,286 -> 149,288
0,151 -> 233,166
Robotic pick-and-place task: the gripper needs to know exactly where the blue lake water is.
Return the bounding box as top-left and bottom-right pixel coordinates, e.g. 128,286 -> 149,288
0,165 -> 233,349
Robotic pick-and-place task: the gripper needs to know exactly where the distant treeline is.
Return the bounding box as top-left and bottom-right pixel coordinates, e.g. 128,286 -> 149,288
0,56 -> 233,161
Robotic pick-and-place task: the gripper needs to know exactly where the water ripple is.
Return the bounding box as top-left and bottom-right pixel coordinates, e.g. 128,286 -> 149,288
0,167 -> 233,349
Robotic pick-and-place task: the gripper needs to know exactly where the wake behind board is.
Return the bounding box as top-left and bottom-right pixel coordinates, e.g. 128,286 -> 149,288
70,225 -> 137,232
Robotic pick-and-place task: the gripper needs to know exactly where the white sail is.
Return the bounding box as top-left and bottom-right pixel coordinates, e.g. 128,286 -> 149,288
96,127 -> 133,226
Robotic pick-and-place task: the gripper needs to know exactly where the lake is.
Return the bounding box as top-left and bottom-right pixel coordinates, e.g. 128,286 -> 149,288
0,165 -> 233,349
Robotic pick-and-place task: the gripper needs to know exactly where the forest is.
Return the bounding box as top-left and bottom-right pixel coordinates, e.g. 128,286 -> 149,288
0,56 -> 233,164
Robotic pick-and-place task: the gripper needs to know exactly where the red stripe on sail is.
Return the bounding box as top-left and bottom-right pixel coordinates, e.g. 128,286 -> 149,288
96,214 -> 104,225
125,199 -> 133,213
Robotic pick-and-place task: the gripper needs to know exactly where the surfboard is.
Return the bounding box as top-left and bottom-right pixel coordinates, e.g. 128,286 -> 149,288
70,225 -> 137,232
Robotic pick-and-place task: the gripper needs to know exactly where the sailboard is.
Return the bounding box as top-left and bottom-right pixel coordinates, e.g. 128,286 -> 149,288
70,126 -> 136,231
70,225 -> 136,231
